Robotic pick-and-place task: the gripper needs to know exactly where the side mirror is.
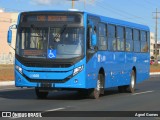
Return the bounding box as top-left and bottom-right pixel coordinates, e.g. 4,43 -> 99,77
91,34 -> 97,47
7,24 -> 17,45
9,24 -> 17,29
7,30 -> 12,44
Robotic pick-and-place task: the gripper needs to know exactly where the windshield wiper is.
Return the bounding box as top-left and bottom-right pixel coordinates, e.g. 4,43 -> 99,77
54,24 -> 67,40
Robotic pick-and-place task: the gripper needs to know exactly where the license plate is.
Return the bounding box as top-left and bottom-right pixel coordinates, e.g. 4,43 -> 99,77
41,83 -> 52,88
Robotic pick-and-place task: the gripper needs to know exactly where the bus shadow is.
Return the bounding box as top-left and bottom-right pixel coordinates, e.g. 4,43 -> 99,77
0,89 -> 36,100
0,89 -> 86,100
47,91 -> 86,100
47,88 -> 133,100
0,88 -> 139,100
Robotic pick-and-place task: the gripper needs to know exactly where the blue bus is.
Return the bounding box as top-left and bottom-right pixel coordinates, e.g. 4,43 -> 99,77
7,11 -> 150,99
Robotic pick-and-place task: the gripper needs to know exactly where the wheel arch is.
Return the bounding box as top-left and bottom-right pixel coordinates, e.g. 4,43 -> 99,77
99,67 -> 105,77
99,67 -> 105,88
132,66 -> 137,82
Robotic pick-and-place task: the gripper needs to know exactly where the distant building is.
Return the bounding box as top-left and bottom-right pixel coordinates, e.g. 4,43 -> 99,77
155,41 -> 160,60
150,32 -> 160,60
0,11 -> 18,64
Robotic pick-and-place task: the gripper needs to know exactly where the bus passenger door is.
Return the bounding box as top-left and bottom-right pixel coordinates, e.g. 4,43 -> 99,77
86,17 -> 99,61
86,16 -> 100,88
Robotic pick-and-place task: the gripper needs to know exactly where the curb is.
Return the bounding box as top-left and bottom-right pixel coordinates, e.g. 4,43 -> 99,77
150,72 -> 160,75
0,81 -> 15,86
0,72 -> 160,86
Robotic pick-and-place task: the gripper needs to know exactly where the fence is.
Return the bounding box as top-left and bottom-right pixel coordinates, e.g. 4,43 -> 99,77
0,53 -> 14,64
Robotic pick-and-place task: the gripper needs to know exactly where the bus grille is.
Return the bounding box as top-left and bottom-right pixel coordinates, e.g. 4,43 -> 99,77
23,73 -> 72,83
15,54 -> 73,68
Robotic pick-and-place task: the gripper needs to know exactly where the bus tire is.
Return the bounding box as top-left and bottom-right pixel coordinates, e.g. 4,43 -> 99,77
127,70 -> 136,93
89,74 -> 103,99
35,88 -> 48,99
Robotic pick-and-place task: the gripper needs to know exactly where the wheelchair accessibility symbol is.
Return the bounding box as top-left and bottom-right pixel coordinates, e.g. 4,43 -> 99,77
47,49 -> 56,59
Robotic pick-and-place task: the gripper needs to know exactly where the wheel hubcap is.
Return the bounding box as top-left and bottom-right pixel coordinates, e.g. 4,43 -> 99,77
96,78 -> 101,91
131,74 -> 135,88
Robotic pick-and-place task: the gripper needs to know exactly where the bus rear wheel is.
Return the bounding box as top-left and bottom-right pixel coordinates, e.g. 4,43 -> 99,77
128,70 -> 136,93
89,74 -> 104,99
35,88 -> 49,99
118,70 -> 136,93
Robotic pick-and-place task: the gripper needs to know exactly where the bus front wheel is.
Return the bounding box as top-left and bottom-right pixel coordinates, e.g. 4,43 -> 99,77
89,74 -> 104,99
35,88 -> 49,99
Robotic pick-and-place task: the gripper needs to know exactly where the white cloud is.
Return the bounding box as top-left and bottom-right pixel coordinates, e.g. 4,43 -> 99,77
81,0 -> 95,5
30,0 -> 96,6
31,0 -> 65,5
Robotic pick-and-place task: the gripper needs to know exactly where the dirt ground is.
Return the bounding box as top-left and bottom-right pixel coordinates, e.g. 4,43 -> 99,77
0,65 -> 14,81
150,64 -> 160,72
0,64 -> 160,81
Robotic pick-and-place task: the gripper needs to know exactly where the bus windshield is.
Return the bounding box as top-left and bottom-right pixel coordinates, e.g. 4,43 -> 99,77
16,27 -> 84,59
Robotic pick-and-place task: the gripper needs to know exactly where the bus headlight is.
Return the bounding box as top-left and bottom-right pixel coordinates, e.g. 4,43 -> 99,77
73,65 -> 83,76
15,65 -> 23,74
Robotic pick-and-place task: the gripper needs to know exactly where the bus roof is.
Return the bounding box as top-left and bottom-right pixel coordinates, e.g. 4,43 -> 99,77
19,10 -> 150,31
86,12 -> 150,31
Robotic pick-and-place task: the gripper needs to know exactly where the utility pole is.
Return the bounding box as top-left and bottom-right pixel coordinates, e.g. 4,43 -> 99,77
69,0 -> 79,9
72,0 -> 74,9
153,8 -> 160,63
69,0 -> 88,9
69,0 -> 93,10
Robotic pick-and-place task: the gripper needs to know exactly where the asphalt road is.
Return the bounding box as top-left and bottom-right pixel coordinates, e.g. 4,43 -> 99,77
0,75 -> 160,119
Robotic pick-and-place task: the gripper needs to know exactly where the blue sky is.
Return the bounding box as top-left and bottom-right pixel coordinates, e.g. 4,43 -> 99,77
0,0 -> 160,40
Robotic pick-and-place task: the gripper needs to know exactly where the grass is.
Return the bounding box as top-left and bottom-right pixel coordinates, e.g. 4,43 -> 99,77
0,64 -> 160,81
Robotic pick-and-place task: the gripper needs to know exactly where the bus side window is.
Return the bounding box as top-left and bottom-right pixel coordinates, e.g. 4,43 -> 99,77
140,31 -> 148,52
98,23 -> 107,50
147,32 -> 150,52
125,28 -> 133,52
133,29 -> 140,52
117,26 -> 125,51
108,24 -> 116,51
87,26 -> 92,49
